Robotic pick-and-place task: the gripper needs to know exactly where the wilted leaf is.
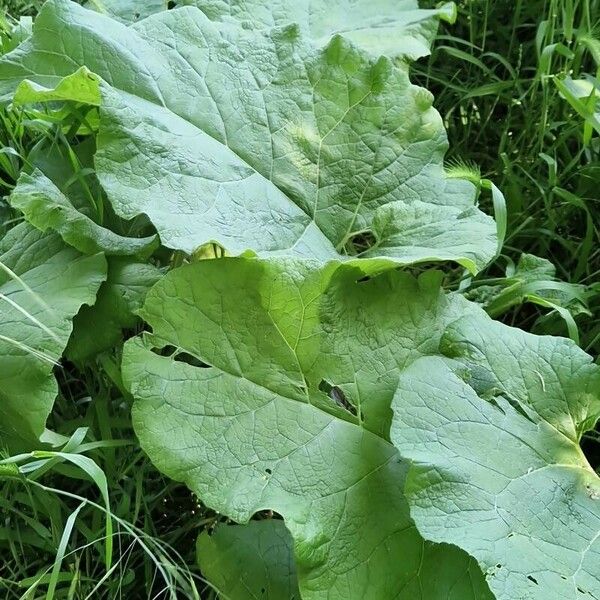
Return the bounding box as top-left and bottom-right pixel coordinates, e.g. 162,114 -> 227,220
10,169 -> 158,257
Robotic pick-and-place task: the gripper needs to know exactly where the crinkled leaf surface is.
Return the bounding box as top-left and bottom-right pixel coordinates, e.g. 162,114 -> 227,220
0,223 -> 106,449
179,0 -> 456,60
10,169 -> 158,257
197,519 -> 301,600
391,317 -> 600,600
512,253 -> 557,280
0,0 -> 496,272
66,256 -> 162,362
123,257 -> 492,599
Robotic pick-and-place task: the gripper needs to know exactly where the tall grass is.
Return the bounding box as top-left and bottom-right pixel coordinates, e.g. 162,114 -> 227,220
417,0 -> 600,354
0,372 -> 213,598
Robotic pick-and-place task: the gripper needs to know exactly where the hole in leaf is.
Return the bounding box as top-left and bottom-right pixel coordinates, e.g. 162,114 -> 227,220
192,240 -> 228,260
343,229 -> 377,255
133,11 -> 140,18
487,397 -> 507,415
156,345 -> 177,357
500,393 -> 536,423
581,433 -> 600,472
319,380 -> 357,416
527,575 -> 538,585
265,468 -> 272,475
174,351 -> 209,368
167,1 -> 176,8
152,346 -> 210,368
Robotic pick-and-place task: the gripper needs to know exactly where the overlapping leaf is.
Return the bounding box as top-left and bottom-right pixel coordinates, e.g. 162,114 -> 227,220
0,223 -> 106,449
123,257 -> 492,599
391,317 -> 600,600
0,0 -> 496,272
85,0 -> 167,23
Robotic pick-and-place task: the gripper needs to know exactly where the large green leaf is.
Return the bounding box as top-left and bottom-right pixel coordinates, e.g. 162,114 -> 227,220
197,520 -> 301,600
0,223 -> 106,450
179,0 -> 456,60
391,319 -> 600,600
0,0 -> 496,272
123,257 -> 492,599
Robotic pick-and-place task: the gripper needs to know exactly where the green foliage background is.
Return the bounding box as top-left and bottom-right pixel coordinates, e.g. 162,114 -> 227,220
0,0 -> 598,598
419,0 -> 600,353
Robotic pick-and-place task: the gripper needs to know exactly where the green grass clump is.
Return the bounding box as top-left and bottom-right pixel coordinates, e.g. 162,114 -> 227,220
1,0 -> 44,16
